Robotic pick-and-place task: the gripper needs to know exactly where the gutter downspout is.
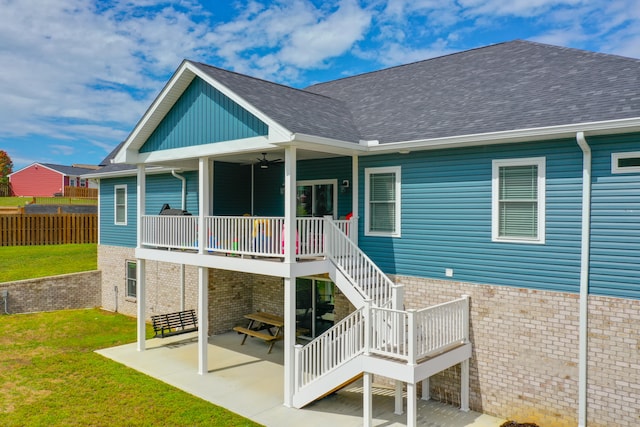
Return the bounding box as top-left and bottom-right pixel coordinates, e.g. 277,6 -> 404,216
576,131 -> 591,427
171,170 -> 187,210
171,169 -> 187,311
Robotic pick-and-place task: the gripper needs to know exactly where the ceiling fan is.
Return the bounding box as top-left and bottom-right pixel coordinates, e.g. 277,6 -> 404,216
256,152 -> 282,169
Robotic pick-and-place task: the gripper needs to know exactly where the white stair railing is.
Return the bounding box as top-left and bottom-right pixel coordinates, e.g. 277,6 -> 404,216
324,218 -> 398,307
295,307 -> 365,390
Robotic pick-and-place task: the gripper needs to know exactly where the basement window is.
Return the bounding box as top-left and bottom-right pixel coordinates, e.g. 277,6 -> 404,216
126,260 -> 137,299
612,152 -> 640,174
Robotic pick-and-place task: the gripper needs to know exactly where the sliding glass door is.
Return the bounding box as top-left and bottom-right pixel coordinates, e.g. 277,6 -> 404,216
296,180 -> 337,218
296,277 -> 335,339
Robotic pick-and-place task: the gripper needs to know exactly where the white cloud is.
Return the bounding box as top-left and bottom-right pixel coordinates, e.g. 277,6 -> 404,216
0,0 -> 213,141
205,0 -> 372,80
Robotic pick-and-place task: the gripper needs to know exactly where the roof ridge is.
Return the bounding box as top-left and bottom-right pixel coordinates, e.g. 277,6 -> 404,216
189,60 -> 341,102
305,40 -> 519,89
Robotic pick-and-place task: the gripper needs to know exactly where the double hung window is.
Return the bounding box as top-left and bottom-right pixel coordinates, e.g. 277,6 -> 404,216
365,166 -> 401,237
492,158 -> 545,244
114,185 -> 127,225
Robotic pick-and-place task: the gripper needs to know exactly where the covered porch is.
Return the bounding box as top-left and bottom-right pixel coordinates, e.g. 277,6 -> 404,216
97,332 -> 504,427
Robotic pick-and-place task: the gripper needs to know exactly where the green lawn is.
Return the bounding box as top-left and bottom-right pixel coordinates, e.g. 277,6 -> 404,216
0,244 -> 97,282
0,196 -> 31,206
0,309 -> 262,427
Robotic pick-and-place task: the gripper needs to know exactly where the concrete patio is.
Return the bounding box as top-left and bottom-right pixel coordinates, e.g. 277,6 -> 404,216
96,332 -> 505,427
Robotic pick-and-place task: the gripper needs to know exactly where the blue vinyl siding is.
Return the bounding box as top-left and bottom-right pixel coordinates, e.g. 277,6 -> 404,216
145,172 -> 199,215
100,177 -> 137,247
298,157 -> 353,218
358,139 -> 584,294
140,77 -> 268,153
250,157 -> 353,217
589,133 -> 640,299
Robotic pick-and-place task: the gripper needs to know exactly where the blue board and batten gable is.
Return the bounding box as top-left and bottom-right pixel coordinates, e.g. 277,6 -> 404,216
140,77 -> 268,153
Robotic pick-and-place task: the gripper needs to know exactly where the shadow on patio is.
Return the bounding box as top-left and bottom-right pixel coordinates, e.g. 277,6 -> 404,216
97,332 -> 504,427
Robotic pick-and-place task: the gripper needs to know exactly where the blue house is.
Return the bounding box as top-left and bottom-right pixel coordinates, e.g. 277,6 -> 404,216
87,40 -> 640,427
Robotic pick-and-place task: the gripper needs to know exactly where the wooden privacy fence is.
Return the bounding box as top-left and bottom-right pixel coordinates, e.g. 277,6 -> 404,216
0,214 -> 97,246
64,186 -> 97,199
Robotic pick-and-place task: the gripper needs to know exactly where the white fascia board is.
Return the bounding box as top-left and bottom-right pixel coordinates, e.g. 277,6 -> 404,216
286,133 -> 367,156
81,166 -> 173,180
113,61 -> 293,165
135,136 -> 275,164
114,61 -> 196,164
367,117 -> 640,154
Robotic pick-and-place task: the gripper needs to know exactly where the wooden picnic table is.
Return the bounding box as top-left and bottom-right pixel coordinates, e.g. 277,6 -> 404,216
233,312 -> 284,353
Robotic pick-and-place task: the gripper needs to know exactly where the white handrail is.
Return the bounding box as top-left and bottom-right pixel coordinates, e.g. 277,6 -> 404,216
295,307 -> 365,390
324,218 -> 397,307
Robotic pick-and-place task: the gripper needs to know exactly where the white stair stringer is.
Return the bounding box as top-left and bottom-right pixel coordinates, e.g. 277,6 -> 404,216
324,219 -> 399,309
293,354 -> 365,408
328,261 -> 369,309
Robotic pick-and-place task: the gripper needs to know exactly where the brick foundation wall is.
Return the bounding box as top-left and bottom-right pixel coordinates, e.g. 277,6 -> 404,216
394,275 -> 640,427
98,245 -> 285,335
0,271 -> 101,314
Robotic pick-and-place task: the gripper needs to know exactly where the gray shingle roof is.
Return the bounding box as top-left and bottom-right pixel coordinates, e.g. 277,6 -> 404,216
190,62 -> 362,142
42,163 -> 98,176
305,40 -> 640,143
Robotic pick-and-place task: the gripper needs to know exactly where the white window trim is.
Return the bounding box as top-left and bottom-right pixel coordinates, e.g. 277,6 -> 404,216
612,151 -> 640,174
492,157 -> 546,244
114,184 -> 127,226
364,166 -> 401,237
125,260 -> 137,300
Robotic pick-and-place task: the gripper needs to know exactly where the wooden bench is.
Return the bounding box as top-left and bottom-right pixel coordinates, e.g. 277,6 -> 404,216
151,309 -> 198,338
233,326 -> 283,353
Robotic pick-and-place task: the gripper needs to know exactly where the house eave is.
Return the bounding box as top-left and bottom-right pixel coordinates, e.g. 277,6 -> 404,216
81,166 -> 177,180
368,117 -> 640,154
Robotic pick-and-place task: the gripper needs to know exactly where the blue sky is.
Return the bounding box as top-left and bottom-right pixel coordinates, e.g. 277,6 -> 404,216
1,0 -> 639,170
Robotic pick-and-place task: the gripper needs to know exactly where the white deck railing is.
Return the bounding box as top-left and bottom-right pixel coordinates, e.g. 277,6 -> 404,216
140,215 -> 327,257
368,296 -> 470,364
141,215 -> 199,250
295,307 -> 365,389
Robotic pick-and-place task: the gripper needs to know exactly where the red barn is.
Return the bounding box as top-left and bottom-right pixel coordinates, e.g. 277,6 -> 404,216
8,163 -> 97,197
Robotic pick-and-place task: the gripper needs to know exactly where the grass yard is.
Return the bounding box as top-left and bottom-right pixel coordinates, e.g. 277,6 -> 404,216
0,196 -> 31,206
0,309 -> 262,427
0,244 -> 97,283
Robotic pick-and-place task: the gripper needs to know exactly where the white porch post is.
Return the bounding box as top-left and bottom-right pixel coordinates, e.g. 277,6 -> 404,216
394,381 -> 403,415
197,158 -> 211,375
136,165 -> 146,352
363,372 -> 373,427
136,259 -> 146,352
407,382 -> 417,427
197,266 -> 209,375
351,155 -> 358,245
283,146 -> 297,407
461,359 -> 470,411
421,378 -> 430,401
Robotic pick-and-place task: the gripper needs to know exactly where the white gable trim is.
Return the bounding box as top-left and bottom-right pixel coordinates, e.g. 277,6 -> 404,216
114,61 -> 293,165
